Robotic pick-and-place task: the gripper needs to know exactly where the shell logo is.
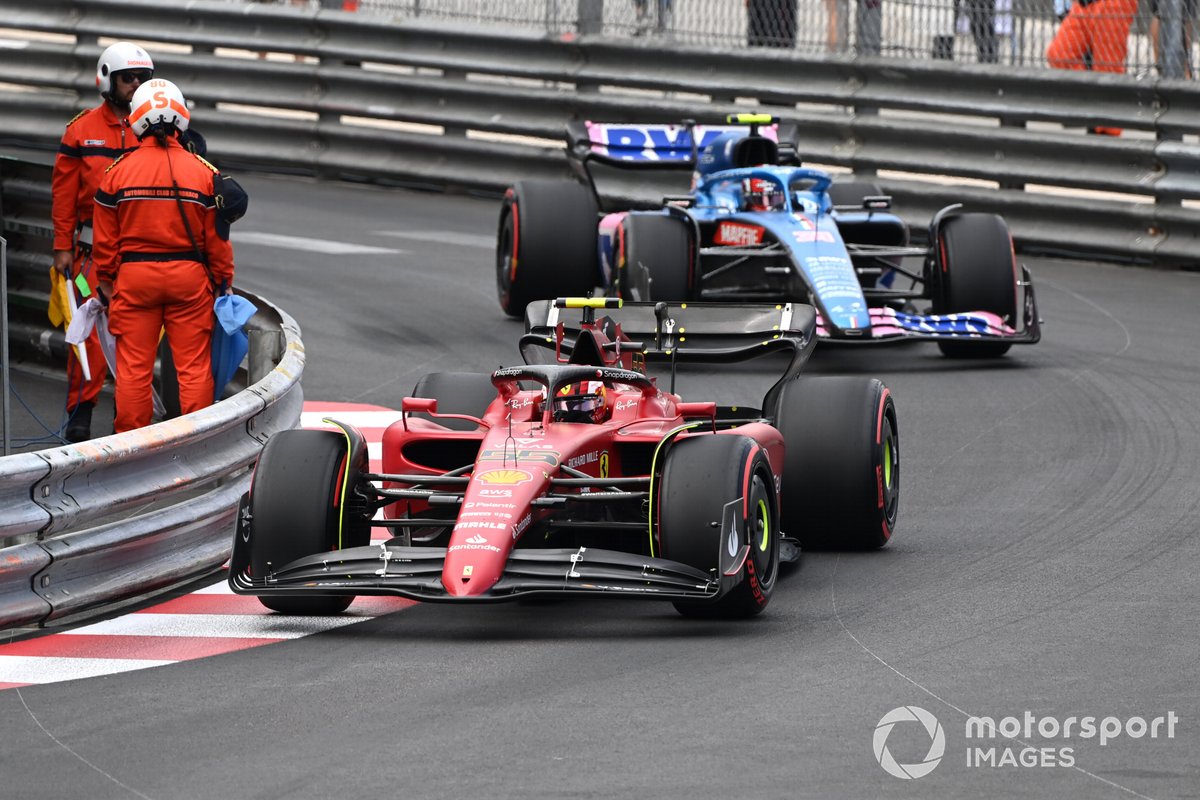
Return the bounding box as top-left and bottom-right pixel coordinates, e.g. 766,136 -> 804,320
476,469 -> 533,485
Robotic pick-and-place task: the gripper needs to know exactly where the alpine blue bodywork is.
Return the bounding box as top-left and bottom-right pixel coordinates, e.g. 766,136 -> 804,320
569,120 -> 1040,348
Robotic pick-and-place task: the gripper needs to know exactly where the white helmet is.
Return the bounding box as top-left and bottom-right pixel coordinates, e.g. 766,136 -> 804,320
96,42 -> 154,98
129,79 -> 191,137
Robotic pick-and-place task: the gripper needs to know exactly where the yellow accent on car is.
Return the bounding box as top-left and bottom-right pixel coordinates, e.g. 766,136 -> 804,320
758,499 -> 770,550
647,422 -> 703,558
323,417 -> 355,550
561,297 -> 623,309
728,113 -> 773,125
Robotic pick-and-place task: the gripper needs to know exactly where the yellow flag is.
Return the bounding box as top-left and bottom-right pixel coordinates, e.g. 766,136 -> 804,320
48,268 -> 72,329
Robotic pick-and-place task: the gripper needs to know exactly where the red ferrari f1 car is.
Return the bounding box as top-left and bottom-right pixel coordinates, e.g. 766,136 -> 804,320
229,298 -> 898,618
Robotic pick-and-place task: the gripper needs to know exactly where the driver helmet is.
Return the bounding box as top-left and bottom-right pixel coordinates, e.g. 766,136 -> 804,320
742,177 -> 785,212
129,79 -> 191,138
96,42 -> 154,99
553,381 -> 608,424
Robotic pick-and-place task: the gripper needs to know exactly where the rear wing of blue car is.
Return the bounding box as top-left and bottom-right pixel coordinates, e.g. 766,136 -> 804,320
566,119 -> 800,166
564,119 -> 800,211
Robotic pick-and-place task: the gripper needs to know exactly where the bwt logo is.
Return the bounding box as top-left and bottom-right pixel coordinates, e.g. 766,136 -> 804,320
873,706 -> 946,779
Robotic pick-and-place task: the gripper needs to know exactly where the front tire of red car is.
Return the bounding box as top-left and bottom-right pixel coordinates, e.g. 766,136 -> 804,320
248,429 -> 369,614
658,434 -> 779,618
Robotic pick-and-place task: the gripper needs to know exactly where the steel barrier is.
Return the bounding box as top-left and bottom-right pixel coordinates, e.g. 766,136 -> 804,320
1,0 -> 1197,265
0,153 -> 305,630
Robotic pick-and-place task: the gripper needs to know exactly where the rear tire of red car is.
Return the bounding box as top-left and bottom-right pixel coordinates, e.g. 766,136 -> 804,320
932,212 -> 1017,358
772,377 -> 898,550
618,213 -> 692,302
658,435 -> 779,618
411,372 -> 496,431
496,180 -> 599,318
248,429 -> 370,614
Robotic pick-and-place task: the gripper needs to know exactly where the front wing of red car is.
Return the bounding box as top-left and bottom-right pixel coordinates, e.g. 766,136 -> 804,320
229,541 -> 721,604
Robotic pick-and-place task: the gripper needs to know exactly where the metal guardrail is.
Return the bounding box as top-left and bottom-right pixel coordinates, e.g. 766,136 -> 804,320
1,0 -> 1197,265
0,154 -> 305,630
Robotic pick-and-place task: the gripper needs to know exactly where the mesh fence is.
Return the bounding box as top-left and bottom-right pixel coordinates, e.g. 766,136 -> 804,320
262,0 -> 1195,76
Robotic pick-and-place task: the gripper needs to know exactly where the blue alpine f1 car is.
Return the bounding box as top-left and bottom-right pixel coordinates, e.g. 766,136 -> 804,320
496,115 -> 1040,357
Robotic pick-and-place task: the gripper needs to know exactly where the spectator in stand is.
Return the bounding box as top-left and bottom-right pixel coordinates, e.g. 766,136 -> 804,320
633,0 -> 673,36
824,0 -> 846,52
747,0 -> 797,47
1150,0 -> 1196,78
959,0 -> 999,63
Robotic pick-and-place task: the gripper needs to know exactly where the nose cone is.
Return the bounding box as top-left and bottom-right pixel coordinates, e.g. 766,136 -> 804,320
442,532 -> 507,597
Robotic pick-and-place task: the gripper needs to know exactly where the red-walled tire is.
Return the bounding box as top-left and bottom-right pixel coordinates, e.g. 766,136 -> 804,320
932,213 -> 1018,358
772,377 -> 898,550
249,429 -> 370,614
496,180 -> 599,317
658,434 -> 779,618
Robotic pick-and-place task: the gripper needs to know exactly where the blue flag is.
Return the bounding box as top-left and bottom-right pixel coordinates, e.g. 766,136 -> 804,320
212,295 -> 258,402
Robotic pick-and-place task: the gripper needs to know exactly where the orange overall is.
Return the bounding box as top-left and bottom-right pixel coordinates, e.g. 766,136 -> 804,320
1047,0 -> 1138,72
1047,0 -> 1138,135
50,102 -> 136,411
92,136 -> 234,433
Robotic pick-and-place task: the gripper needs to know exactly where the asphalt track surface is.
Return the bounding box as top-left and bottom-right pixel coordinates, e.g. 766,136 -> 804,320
2,173 -> 1198,799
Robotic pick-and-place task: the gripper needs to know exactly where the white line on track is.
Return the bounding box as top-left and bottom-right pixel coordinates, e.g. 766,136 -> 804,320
230,231 -> 402,255
371,229 -> 494,248
301,410 -> 405,428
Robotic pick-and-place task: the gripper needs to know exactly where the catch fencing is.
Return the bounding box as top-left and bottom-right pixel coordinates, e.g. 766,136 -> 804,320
2,0 -> 1199,265
270,0 -> 1191,77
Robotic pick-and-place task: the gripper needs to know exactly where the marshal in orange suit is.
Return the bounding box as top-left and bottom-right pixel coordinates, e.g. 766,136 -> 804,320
92,79 -> 234,434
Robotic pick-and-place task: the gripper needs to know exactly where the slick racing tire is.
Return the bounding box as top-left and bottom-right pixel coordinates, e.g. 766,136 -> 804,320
411,372 -> 497,431
932,212 -> 1018,358
497,180 -> 599,318
249,429 -> 371,614
618,213 -> 692,302
772,377 -> 898,550
658,435 -> 779,618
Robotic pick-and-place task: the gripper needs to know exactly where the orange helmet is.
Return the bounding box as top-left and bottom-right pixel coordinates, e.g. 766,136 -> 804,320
553,381 -> 607,424
742,177 -> 785,212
